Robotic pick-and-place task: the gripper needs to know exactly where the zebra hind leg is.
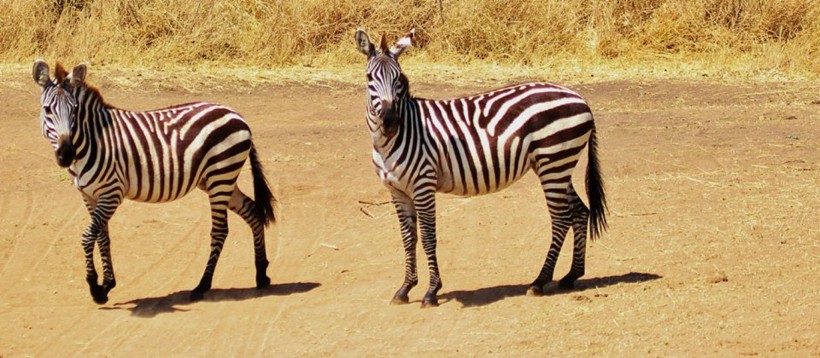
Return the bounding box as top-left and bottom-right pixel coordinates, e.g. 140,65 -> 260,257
558,183 -> 588,289
191,192 -> 232,301
527,185 -> 572,297
228,187 -> 271,289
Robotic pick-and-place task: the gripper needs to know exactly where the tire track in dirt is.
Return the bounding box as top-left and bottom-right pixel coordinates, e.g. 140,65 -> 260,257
24,203 -> 84,279
253,194 -> 327,356
248,182 -> 372,355
238,226 -> 281,356
125,205 -> 209,299
28,206 -> 210,355
0,192 -> 11,263
0,191 -> 36,280
81,315 -> 150,356
69,317 -> 130,357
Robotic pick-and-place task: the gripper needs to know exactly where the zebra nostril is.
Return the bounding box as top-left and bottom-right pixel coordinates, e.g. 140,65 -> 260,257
379,100 -> 394,119
55,140 -> 75,168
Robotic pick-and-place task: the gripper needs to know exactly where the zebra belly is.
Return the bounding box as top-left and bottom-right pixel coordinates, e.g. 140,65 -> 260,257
119,147 -> 196,202
436,163 -> 531,196
123,177 -> 199,203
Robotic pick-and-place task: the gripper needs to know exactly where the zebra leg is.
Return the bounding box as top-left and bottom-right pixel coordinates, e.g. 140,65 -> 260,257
527,186 -> 572,297
390,190 -> 419,305
80,196 -> 102,303
191,193 -> 231,301
98,221 -> 118,297
559,183 -> 588,289
228,187 -> 270,289
415,187 -> 442,308
81,194 -> 121,304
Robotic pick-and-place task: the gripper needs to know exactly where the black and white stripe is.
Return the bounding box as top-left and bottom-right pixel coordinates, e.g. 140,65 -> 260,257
355,29 -> 608,307
33,61 -> 276,303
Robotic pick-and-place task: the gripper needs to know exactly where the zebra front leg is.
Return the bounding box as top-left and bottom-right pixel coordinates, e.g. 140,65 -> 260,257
416,188 -> 442,308
558,183 -> 588,289
80,230 -> 105,304
98,223 -> 118,296
228,188 -> 270,289
527,192 -> 572,297
82,195 -> 121,304
191,196 -> 230,301
390,191 -> 419,305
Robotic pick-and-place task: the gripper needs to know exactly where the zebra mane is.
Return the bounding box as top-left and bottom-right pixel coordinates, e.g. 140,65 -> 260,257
48,62 -> 115,108
79,83 -> 118,110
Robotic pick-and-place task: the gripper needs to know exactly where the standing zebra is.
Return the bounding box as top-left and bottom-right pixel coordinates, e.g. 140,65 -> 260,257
355,29 -> 607,307
32,61 -> 276,303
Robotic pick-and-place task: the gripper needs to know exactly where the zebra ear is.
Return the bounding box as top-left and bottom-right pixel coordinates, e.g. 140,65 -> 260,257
355,29 -> 376,58
33,60 -> 50,88
389,28 -> 415,59
69,64 -> 87,88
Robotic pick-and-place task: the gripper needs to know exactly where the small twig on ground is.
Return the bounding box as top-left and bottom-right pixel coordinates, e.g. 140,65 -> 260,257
614,211 -> 658,217
357,200 -> 391,206
359,207 -> 374,218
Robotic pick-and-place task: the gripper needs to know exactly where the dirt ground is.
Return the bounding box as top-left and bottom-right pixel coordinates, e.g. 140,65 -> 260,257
0,74 -> 817,356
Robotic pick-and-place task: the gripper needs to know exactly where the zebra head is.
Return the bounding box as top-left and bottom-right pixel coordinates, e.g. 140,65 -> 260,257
355,28 -> 415,138
32,60 -> 86,168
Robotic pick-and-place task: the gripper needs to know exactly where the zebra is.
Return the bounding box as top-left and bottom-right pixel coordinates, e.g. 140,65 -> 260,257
354,29 -> 608,307
32,60 -> 276,303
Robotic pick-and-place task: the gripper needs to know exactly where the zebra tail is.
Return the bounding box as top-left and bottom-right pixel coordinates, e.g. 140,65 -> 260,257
249,143 -> 276,226
586,125 -> 608,240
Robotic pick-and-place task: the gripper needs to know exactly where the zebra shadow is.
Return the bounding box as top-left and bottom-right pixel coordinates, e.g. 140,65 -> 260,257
438,272 -> 662,308
100,282 -> 321,318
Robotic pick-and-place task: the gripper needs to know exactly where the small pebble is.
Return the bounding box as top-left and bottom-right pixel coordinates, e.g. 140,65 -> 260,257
708,273 -> 728,284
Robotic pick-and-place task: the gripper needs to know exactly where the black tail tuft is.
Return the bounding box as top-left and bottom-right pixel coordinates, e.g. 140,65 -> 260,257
586,125 -> 608,240
249,143 -> 276,226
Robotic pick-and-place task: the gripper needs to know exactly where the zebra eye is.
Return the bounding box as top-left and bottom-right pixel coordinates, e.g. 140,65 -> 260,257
43,107 -> 53,115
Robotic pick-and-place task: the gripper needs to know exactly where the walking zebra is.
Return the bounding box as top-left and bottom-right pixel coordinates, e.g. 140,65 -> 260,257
32,61 -> 276,303
355,29 -> 608,307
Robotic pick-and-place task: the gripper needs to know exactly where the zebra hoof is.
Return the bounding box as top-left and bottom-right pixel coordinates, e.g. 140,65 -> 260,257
256,276 -> 271,289
390,295 -> 410,305
421,298 -> 439,308
91,293 -> 109,304
190,290 -> 205,301
90,284 -> 108,304
558,278 -> 576,290
190,284 -> 210,301
526,286 -> 544,297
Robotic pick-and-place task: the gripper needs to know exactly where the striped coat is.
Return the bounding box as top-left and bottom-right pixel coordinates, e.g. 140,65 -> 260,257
33,61 -> 275,303
356,29 -> 607,307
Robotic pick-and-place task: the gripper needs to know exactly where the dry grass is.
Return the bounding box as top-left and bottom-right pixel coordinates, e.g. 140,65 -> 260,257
0,0 -> 818,84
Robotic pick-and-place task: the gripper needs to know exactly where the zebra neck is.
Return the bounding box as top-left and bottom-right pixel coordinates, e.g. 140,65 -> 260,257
70,87 -> 112,157
76,84 -> 108,106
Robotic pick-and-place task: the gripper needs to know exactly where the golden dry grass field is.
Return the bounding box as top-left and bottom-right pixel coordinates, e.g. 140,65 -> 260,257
0,0 -> 819,356
1,0 -> 818,80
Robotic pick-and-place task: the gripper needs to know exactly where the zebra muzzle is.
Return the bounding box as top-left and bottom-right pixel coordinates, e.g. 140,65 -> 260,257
379,101 -> 400,137
55,137 -> 76,168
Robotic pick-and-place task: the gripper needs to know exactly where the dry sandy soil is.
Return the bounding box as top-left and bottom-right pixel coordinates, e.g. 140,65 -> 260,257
0,73 -> 817,356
